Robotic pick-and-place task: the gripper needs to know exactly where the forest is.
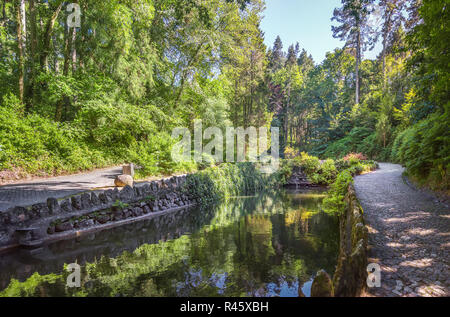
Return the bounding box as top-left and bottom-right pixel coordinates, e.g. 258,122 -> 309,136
0,0 -> 448,191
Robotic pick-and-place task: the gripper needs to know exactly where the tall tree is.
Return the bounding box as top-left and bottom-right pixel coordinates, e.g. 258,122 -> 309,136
40,2 -> 63,71
269,36 -> 284,72
285,44 -> 297,67
378,0 -> 406,86
332,0 -> 375,104
15,0 -> 25,103
297,49 -> 315,75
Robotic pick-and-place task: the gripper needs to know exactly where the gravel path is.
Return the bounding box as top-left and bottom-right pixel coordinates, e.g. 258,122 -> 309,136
354,163 -> 450,297
0,166 -> 122,212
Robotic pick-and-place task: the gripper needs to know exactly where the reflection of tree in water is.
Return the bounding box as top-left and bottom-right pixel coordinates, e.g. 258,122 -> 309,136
1,190 -> 339,297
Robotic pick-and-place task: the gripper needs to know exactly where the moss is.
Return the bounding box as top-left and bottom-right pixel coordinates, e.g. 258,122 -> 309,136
311,270 -> 334,297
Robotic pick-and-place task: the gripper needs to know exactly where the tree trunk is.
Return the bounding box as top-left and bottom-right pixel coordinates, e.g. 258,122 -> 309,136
174,42 -> 204,109
355,30 -> 361,105
382,37 -> 387,88
56,24 -> 75,122
16,2 -> 25,103
27,0 -> 38,110
40,2 -> 63,71
1,0 -> 5,23
71,27 -> 77,73
20,0 -> 26,50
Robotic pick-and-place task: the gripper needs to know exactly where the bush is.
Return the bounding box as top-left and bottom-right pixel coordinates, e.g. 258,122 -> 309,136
343,153 -> 367,162
323,170 -> 353,215
391,112 -> 449,190
183,163 -> 272,204
309,159 -> 338,185
293,152 -> 320,175
0,96 -> 189,179
322,127 -> 375,159
284,146 -> 299,159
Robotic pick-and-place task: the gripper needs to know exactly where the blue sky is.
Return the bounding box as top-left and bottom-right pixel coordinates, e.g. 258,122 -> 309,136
260,0 -> 382,63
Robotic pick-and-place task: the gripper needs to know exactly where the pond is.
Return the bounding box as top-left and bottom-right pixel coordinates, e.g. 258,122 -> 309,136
0,189 -> 339,297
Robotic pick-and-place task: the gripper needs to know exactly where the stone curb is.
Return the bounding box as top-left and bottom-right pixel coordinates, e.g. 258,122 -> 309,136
0,174 -> 191,252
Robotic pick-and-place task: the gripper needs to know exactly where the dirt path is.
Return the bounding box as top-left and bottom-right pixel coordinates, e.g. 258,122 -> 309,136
354,163 -> 450,297
0,166 -> 122,212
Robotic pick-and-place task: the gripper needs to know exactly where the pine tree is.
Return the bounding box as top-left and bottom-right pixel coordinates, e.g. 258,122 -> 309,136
378,0 -> 406,86
331,0 -> 375,104
285,44 -> 297,67
297,49 -> 315,75
269,35 -> 284,71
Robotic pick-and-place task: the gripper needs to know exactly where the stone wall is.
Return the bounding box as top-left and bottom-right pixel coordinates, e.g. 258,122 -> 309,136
332,184 -> 368,297
0,175 -> 197,252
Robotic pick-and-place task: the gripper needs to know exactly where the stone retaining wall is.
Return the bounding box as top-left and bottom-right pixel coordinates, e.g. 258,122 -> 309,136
0,175 -> 197,252
332,184 -> 369,297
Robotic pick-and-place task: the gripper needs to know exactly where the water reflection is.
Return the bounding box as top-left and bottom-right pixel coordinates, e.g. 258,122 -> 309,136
0,189 -> 339,297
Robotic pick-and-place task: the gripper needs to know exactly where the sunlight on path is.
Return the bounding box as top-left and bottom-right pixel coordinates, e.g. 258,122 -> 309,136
0,167 -> 122,212
354,163 -> 449,297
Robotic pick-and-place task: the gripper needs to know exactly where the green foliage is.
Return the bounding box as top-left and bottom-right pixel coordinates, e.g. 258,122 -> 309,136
183,163 -> 275,204
323,170 -> 353,216
309,159 -> 338,185
391,112 -> 449,190
293,152 -> 320,175
0,96 -> 186,177
285,152 -> 376,186
0,273 -> 65,297
0,0 -> 447,196
322,127 -> 376,159
112,200 -> 129,209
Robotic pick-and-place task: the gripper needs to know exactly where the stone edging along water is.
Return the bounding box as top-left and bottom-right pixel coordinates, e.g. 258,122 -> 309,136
309,184 -> 369,297
332,184 -> 368,296
0,175 -> 198,253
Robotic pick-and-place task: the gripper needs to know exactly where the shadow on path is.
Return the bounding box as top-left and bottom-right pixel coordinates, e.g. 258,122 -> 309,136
354,163 -> 449,297
0,167 -> 122,212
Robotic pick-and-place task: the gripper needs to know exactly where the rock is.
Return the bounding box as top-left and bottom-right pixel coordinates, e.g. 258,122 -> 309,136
31,203 -> 49,218
8,207 -> 29,224
123,209 -> 132,218
113,210 -> 124,221
55,222 -> 74,232
132,207 -> 143,217
311,270 -> 334,297
90,192 -> 101,206
134,186 -> 142,198
0,212 -> 9,225
115,175 -> 134,187
142,205 -> 151,214
98,192 -> 109,204
112,188 -> 120,200
71,195 -> 82,210
81,193 -> 92,209
119,185 -> 135,201
77,219 -> 95,228
60,199 -> 73,213
95,215 -> 110,224
47,198 -> 61,215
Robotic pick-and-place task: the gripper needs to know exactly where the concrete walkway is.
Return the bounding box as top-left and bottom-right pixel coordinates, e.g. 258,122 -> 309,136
354,163 -> 450,297
0,166 -> 122,212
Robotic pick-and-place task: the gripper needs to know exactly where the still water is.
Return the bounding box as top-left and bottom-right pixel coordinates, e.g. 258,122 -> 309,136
0,189 -> 339,297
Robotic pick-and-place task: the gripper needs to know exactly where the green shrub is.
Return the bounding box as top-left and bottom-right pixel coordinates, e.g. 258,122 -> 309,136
323,170 -> 353,215
0,96 -> 189,179
183,163 -> 275,204
293,152 -> 320,175
390,112 -> 449,190
309,159 -> 338,185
